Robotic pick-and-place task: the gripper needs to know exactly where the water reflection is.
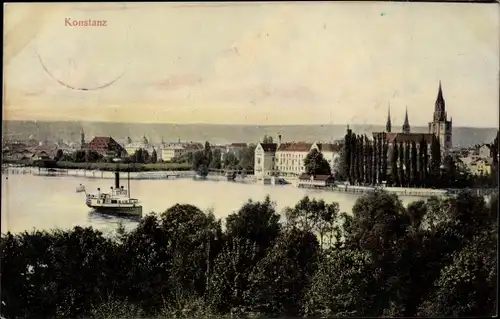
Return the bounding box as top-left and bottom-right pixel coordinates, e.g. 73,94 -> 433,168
88,210 -> 142,223
2,173 -> 423,234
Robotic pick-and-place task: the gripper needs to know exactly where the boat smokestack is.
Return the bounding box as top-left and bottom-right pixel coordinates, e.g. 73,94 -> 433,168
278,134 -> 282,145
115,172 -> 120,189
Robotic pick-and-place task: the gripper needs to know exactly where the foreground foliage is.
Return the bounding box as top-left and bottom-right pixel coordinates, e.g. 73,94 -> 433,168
1,191 -> 497,318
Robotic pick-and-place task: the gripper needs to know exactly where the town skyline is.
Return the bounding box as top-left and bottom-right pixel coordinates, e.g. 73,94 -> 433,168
3,2 -> 499,127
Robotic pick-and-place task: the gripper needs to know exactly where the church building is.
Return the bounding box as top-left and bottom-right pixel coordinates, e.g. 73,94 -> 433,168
372,81 -> 453,156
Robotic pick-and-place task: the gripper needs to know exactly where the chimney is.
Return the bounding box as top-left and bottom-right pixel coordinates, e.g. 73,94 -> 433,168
115,172 -> 120,189
278,134 -> 282,145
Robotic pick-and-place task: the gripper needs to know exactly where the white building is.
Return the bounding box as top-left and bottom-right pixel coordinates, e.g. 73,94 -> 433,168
275,142 -> 314,177
160,142 -> 203,162
254,137 -> 342,178
254,143 -> 278,177
125,136 -> 156,157
477,144 -> 492,158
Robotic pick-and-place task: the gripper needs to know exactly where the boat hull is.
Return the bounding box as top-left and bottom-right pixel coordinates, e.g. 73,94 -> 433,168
87,204 -> 143,217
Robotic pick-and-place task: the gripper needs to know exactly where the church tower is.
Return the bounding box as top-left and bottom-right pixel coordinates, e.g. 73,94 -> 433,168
428,81 -> 452,154
402,107 -> 410,134
386,105 -> 392,133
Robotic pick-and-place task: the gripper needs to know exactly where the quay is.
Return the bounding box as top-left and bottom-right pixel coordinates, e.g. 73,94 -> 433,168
297,183 -> 498,198
4,165 -> 496,199
2,166 -> 196,180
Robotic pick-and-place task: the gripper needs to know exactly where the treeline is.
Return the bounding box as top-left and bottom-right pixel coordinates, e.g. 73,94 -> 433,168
58,149 -> 158,164
1,191 -> 497,318
338,128 -> 498,188
190,142 -> 256,177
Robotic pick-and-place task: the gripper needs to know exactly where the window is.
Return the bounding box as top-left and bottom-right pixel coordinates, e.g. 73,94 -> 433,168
445,135 -> 451,142
257,158 -> 261,164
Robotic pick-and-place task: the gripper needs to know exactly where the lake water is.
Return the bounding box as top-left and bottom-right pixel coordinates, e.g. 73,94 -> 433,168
1,173 -> 423,234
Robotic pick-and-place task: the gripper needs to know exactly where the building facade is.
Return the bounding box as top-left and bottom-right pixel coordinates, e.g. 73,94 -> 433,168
124,136 -> 157,157
160,141 -> 203,162
275,142 -> 313,176
85,136 -> 126,158
254,143 -> 277,177
373,82 -> 452,158
254,137 -> 342,178
428,81 -> 453,155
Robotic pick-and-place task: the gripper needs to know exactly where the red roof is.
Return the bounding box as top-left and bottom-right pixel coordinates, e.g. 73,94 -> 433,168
86,137 -> 125,153
372,132 -> 434,144
259,143 -> 277,152
277,142 -> 313,152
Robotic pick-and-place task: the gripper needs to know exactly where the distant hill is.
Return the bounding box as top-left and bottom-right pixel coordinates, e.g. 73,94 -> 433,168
2,120 -> 497,148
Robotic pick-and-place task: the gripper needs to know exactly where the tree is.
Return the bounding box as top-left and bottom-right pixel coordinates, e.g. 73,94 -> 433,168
381,136 -> 388,182
490,131 -> 498,187
391,143 -> 399,186
238,145 -> 256,171
150,149 -> 158,163
284,196 -> 341,249
404,142 -> 411,187
398,142 -> 405,186
350,134 -> 357,184
210,149 -> 222,169
225,196 -> 281,252
244,228 -> 319,317
203,142 -> 212,167
208,197 -> 281,314
192,142 -> 213,176
132,148 -> 150,163
355,135 -> 362,184
223,152 -> 239,169
303,149 -> 331,176
430,135 -> 441,187
343,129 -> 352,183
1,192 -> 498,318
360,136 -> 367,184
54,149 -> 64,161
366,138 -> 373,185
305,249 -> 373,317
333,141 -> 348,181
192,151 -> 205,170
262,135 -> 274,144
441,155 -> 457,187
372,138 -> 378,185
421,139 -> 429,187
418,231 -> 497,317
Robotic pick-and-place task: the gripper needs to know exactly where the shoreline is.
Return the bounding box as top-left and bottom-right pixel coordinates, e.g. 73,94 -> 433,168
1,161 -> 192,172
3,166 -> 497,199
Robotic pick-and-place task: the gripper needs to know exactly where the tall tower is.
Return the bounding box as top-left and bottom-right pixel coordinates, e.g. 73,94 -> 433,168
402,107 -> 410,134
428,81 -> 453,155
386,104 -> 392,133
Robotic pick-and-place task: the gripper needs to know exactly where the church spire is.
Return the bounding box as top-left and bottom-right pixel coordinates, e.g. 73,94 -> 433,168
434,80 -> 446,122
402,106 -> 410,133
386,104 -> 392,133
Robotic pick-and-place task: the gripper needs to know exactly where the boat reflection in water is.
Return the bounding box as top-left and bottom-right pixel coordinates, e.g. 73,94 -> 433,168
87,209 -> 142,223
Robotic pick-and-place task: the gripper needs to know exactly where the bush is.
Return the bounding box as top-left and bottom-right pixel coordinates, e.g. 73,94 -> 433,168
1,190 -> 497,318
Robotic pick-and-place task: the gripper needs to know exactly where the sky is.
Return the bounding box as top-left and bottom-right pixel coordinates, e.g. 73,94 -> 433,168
3,2 -> 499,127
